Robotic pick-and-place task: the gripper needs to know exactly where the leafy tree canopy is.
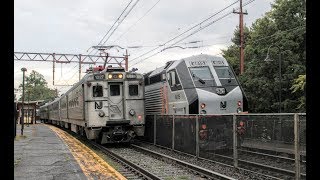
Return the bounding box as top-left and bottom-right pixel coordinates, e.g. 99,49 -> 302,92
18,70 -> 59,103
222,0 -> 305,113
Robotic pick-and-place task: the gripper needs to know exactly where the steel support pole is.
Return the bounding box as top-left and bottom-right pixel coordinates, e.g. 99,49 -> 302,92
172,115 -> 175,150
294,114 -> 301,180
233,114 -> 238,168
21,68 -> 27,135
196,115 -> 199,158
53,53 -> 55,85
27,91 -> 30,127
79,54 -> 82,81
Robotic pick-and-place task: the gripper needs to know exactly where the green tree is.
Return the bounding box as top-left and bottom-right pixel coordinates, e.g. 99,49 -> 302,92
290,74 -> 305,111
222,0 -> 306,113
18,70 -> 59,103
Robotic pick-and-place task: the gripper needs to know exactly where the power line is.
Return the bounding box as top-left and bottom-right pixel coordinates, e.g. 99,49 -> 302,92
99,0 -> 141,49
250,25 -> 305,44
112,0 -> 162,43
129,0 -> 240,64
87,0 -> 134,55
129,0 -> 256,67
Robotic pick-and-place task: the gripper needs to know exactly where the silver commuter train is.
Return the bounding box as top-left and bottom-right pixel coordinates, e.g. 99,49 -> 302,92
143,54 -> 248,115
40,66 -> 145,144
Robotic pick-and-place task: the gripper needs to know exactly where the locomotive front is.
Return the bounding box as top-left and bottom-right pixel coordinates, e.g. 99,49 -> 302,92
85,66 -> 145,144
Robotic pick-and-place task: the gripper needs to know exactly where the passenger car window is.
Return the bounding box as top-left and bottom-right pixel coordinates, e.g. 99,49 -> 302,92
110,85 -> 120,96
129,85 -> 138,96
93,85 -> 103,97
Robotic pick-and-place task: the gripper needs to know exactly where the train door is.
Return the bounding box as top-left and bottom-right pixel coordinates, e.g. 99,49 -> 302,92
108,82 -> 124,120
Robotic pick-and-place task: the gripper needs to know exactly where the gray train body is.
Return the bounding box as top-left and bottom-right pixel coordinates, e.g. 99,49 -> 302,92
144,54 -> 248,115
40,67 -> 145,144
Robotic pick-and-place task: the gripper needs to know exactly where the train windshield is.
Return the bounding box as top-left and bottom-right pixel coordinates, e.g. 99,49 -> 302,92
190,67 -> 213,80
189,67 -> 216,86
214,66 -> 238,86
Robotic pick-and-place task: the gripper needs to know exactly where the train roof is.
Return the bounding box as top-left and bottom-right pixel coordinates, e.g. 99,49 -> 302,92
145,54 -> 228,77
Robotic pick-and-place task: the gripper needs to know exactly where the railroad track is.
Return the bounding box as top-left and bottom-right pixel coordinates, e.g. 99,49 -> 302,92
134,141 -> 281,180
89,141 -> 236,180
203,150 -> 306,179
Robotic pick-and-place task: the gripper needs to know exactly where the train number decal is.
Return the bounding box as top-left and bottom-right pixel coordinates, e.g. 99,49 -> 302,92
189,61 -> 207,67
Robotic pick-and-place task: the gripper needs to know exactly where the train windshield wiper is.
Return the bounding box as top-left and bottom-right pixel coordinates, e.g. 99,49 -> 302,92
228,70 -> 232,83
192,73 -> 205,84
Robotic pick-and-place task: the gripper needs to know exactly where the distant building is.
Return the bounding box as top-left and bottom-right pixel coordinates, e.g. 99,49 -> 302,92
15,100 -> 44,124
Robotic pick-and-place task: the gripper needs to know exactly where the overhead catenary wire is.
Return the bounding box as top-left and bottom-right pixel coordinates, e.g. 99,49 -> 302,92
99,0 -> 141,47
129,0 -> 256,67
128,0 -> 241,64
86,0 -> 134,55
250,25 -> 305,44
112,0 -> 162,43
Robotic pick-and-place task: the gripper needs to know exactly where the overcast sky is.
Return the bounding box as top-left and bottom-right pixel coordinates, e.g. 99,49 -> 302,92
14,0 -> 274,98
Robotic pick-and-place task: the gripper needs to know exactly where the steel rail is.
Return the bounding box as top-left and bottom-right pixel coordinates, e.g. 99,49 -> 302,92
131,144 -> 236,180
89,141 -> 161,180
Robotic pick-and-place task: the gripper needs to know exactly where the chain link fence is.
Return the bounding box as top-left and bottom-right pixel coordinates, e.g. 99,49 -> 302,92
143,113 -> 306,178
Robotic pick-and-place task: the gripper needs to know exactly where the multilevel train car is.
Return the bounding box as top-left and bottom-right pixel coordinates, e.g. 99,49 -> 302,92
40,66 -> 145,144
143,54 -> 248,115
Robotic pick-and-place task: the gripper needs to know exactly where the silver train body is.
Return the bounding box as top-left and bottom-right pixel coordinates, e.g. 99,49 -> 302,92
144,54 -> 248,115
40,67 -> 145,144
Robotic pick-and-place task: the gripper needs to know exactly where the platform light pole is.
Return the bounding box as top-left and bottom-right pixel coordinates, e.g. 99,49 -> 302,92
21,67 -> 27,135
264,44 -> 282,113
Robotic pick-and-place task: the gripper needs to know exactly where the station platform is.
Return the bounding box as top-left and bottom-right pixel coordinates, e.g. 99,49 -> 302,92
14,123 -> 88,180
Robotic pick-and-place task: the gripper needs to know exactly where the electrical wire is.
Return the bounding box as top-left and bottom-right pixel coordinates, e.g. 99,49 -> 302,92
112,0 -> 162,43
129,0 -> 240,64
86,0 -> 134,55
129,0 -> 255,67
99,0 -> 141,49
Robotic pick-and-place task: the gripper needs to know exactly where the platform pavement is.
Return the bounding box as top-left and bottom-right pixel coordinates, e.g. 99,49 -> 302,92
14,122 -> 87,180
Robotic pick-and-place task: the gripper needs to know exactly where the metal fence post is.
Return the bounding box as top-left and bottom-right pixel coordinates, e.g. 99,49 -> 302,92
233,114 -> 238,168
154,114 -> 156,145
172,115 -> 175,150
294,113 -> 300,180
196,115 -> 199,158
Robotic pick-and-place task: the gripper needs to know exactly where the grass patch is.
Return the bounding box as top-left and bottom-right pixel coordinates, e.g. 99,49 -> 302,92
14,158 -> 21,166
15,135 -> 27,141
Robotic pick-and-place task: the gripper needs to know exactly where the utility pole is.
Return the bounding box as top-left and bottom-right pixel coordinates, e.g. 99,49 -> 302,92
53,53 -> 55,85
79,54 -> 82,81
27,91 -> 30,127
21,68 -> 27,135
233,0 -> 248,75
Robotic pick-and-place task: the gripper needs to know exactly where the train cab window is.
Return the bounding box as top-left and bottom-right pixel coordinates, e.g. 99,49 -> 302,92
110,85 -> 120,96
93,85 -> 103,97
167,70 -> 182,91
129,85 -> 139,96
189,67 -> 213,80
214,66 -> 237,86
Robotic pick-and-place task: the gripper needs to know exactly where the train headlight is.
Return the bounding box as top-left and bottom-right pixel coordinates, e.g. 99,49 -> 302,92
237,101 -> 242,107
129,109 -> 135,116
200,103 -> 206,109
118,74 -> 123,79
98,111 -> 105,117
108,74 -> 113,79
200,110 -> 207,114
